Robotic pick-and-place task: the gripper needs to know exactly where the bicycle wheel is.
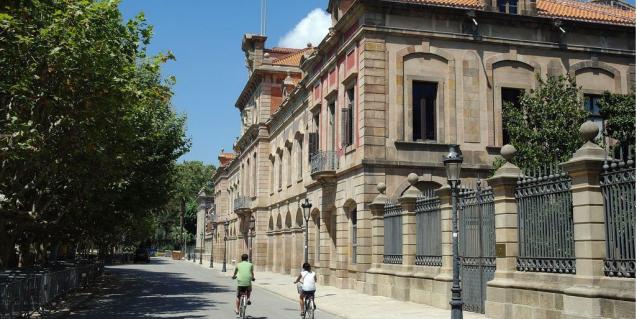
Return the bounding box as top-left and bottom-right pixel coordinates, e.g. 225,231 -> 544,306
239,295 -> 246,318
304,298 -> 314,319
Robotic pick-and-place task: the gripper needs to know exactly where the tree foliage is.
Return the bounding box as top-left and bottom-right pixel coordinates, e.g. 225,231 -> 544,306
502,75 -> 589,169
0,0 -> 189,267
152,161 -> 215,250
599,91 -> 636,151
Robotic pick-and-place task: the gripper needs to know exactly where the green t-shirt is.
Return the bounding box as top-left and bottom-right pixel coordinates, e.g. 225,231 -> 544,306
236,261 -> 253,287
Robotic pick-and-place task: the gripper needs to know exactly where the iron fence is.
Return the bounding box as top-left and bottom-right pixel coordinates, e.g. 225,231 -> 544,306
383,201 -> 403,264
415,189 -> 442,266
310,151 -> 338,174
601,155 -> 636,278
516,166 -> 576,274
0,262 -> 103,319
459,181 -> 495,313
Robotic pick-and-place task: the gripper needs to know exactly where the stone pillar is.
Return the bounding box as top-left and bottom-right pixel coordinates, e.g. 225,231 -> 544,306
398,173 -> 420,267
485,145 -> 521,319
369,183 -> 387,267
561,122 -> 606,278
561,122 -> 608,318
435,185 -> 453,279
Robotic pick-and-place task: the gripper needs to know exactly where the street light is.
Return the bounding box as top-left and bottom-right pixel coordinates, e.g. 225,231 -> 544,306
200,201 -> 211,265
443,144 -> 464,319
300,198 -> 312,264
222,219 -> 229,272
249,215 -> 256,262
209,220 -> 216,268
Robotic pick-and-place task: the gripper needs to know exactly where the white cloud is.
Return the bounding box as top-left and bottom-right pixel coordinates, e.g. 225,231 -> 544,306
278,8 -> 331,48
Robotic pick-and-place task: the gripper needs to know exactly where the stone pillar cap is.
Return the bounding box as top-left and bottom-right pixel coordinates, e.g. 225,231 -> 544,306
565,121 -> 605,161
370,182 -> 388,207
489,144 -> 521,179
400,173 -> 421,200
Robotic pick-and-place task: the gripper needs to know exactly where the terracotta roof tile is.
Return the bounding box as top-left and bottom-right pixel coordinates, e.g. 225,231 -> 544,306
386,0 -> 635,25
537,0 -> 635,25
272,48 -> 313,66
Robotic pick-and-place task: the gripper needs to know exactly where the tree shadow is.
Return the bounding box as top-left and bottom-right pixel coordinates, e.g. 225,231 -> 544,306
53,259 -> 232,319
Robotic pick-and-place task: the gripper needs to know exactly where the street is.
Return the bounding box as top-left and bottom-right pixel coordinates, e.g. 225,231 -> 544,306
62,258 -> 339,319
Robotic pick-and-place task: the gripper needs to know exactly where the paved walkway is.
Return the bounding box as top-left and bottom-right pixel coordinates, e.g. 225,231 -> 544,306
197,259 -> 487,319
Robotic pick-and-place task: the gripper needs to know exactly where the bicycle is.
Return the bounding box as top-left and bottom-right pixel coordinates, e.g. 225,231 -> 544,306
302,291 -> 316,319
238,289 -> 249,319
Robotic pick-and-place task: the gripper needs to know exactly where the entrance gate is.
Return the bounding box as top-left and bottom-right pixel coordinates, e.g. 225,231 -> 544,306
459,181 -> 496,313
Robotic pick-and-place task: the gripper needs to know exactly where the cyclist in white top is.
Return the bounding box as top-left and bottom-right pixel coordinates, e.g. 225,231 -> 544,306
293,262 -> 317,316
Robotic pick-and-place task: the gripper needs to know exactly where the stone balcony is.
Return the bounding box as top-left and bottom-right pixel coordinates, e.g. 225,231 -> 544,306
233,196 -> 252,216
310,150 -> 338,184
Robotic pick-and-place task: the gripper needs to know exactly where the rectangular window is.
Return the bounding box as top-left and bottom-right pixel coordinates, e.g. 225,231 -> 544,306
286,147 -> 292,186
297,140 -> 303,180
501,87 -> 524,145
328,102 -> 336,151
413,81 -> 437,141
584,94 -> 603,138
278,154 -> 282,191
498,0 -> 518,13
342,87 -> 355,147
351,209 -> 357,264
308,113 -> 320,163
270,159 -> 275,194
253,154 -> 257,197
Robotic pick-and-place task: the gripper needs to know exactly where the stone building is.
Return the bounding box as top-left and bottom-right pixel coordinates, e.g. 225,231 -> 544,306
200,0 -> 635,317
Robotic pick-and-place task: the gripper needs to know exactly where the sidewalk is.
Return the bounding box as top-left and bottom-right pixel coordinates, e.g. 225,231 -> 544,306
192,259 -> 487,319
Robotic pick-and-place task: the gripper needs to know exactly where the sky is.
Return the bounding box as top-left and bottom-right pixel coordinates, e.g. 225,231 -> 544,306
119,0 -> 331,166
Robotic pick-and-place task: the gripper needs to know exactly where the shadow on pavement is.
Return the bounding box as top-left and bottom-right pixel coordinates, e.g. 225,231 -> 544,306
57,259 -> 231,318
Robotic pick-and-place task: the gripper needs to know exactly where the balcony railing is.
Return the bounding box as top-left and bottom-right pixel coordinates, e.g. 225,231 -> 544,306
310,151 -> 338,175
233,196 -> 252,213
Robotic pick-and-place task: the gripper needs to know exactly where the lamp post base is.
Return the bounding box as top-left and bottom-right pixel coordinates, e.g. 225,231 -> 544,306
222,262 -> 227,272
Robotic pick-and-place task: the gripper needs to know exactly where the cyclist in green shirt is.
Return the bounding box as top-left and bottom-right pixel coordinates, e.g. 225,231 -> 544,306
232,254 -> 255,316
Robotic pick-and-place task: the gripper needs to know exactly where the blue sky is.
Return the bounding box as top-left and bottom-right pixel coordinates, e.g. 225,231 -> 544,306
119,0 -> 328,166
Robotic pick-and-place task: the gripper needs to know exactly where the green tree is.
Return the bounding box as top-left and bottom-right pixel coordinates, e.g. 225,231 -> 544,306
502,75 -> 589,170
599,91 -> 636,153
0,0 -> 189,267
153,161 -> 215,250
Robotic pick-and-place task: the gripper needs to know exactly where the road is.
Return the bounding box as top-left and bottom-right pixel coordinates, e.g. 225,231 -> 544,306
63,258 -> 339,319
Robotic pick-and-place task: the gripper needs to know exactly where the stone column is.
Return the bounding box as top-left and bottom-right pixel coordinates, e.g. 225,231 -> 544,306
435,185 -> 453,279
561,122 -> 608,318
485,145 -> 521,319
561,122 -> 606,278
398,173 -> 420,267
369,183 -> 387,267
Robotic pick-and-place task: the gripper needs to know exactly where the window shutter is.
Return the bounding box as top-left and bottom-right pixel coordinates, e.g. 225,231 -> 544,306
341,108 -> 349,147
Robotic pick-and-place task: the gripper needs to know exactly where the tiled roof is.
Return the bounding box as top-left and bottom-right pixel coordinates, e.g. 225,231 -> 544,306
272,48 -> 313,66
387,0 -> 635,25
395,0 -> 483,9
537,0 -> 635,25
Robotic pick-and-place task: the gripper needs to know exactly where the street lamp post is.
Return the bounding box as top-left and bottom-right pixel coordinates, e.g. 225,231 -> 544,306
209,221 -> 216,268
443,144 -> 464,319
222,219 -> 229,272
248,216 -> 256,262
200,201 -> 211,265
300,198 -> 312,264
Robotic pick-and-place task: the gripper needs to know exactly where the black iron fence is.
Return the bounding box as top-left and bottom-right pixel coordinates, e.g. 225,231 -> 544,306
515,165 -> 576,274
415,189 -> 442,266
0,262 -> 104,319
383,201 -> 403,264
601,156 -> 636,278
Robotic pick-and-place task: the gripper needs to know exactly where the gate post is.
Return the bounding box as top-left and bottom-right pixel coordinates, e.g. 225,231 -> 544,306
560,122 -> 610,317
398,173 -> 420,267
435,185 -> 453,278
484,145 -> 521,319
369,183 -> 388,267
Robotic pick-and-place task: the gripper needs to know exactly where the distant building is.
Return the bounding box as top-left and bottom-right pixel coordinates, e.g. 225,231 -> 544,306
209,0 -> 635,317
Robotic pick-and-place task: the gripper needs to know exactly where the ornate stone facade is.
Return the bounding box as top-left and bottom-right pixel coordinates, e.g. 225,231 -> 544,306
199,0 -> 635,317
